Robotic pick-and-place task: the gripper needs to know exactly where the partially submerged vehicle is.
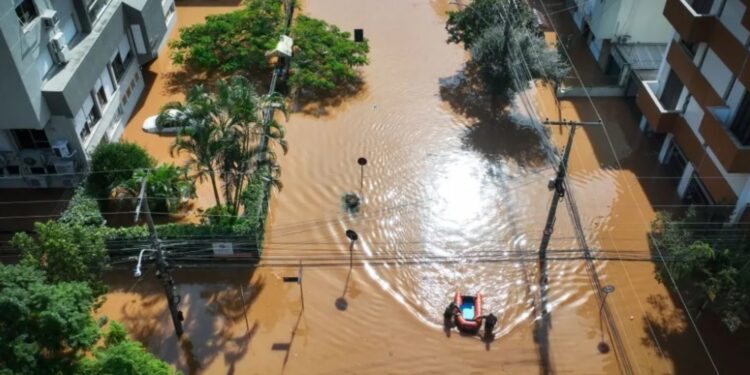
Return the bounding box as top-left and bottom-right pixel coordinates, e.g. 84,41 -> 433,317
142,109 -> 192,135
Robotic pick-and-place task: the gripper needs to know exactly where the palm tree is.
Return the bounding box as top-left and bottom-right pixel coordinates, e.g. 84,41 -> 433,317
161,86 -> 225,206
160,76 -> 289,216
115,164 -> 196,214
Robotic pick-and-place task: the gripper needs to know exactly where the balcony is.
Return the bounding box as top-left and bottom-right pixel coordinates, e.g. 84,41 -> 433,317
664,0 -> 715,43
636,80 -> 680,133
666,41 -> 724,108
699,107 -> 750,173
671,116 -> 738,203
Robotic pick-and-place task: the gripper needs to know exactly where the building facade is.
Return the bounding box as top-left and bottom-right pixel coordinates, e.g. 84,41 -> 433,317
564,0 -> 673,97
637,0 -> 750,223
0,0 -> 176,188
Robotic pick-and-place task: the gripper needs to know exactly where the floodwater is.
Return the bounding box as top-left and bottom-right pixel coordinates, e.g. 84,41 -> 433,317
99,0 -> 743,374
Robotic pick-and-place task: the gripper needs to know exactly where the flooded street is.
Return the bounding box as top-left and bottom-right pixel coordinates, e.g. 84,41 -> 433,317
98,0 -> 739,373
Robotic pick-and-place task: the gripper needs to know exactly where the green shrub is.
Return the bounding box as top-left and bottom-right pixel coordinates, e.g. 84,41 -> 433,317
11,221 -> 108,296
87,142 -> 155,200
59,187 -> 105,227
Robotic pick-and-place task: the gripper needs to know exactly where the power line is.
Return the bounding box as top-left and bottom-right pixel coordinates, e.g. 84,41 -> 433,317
537,1 -> 720,372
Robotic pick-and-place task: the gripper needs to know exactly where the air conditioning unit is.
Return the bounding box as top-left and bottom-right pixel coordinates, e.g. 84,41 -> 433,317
25,176 -> 48,188
52,140 -> 72,158
19,150 -> 46,167
41,9 -> 60,29
53,159 -> 75,175
49,34 -> 71,64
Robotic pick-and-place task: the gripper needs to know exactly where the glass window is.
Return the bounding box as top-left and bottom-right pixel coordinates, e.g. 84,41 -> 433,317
660,70 -> 684,111
691,0 -> 715,14
96,86 -> 108,107
109,36 -> 133,83
79,93 -> 101,141
12,129 -> 50,149
111,53 -> 126,82
730,91 -> 750,146
83,0 -> 110,23
15,0 -> 38,26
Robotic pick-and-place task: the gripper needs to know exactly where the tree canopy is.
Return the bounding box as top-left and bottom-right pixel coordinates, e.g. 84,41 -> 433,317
169,0 -> 369,100
11,221 -> 108,297
289,15 -> 369,97
78,322 -> 179,375
445,0 -> 568,97
651,211 -> 750,332
87,142 -> 155,200
0,265 -> 99,374
170,0 -> 283,73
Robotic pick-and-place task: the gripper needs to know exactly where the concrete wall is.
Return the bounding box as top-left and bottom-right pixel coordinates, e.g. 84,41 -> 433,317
613,0 -> 672,44
43,3 -> 128,118
0,0 -> 51,129
577,0 -> 672,44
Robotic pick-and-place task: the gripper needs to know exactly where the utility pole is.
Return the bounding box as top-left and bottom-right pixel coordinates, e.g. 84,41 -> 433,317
136,178 -> 184,338
538,119 -> 601,264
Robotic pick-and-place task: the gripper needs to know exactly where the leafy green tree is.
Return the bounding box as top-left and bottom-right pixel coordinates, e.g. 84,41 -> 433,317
445,0 -> 533,47
11,221 -> 108,296
446,0 -> 568,98
116,164 -> 196,214
78,322 -> 179,375
169,0 -> 369,100
170,0 -> 283,73
651,211 -> 750,331
289,15 -> 369,97
0,265 -> 99,374
87,142 -> 155,200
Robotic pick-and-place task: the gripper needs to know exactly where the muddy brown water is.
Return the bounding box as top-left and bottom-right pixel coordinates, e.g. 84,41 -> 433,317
99,0 -> 737,373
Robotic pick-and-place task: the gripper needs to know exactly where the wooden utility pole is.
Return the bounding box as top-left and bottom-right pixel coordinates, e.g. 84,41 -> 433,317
136,178 -> 184,338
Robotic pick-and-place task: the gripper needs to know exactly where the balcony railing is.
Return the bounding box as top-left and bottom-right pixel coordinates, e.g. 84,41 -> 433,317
664,0 -> 715,43
636,80 -> 681,133
699,107 -> 750,173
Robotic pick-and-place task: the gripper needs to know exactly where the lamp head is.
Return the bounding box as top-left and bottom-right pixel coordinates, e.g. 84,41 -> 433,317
134,267 -> 143,278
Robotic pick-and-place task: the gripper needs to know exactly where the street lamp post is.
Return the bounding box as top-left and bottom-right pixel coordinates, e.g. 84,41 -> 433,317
357,157 -> 367,196
598,284 -> 615,353
346,229 -> 359,253
133,248 -> 156,278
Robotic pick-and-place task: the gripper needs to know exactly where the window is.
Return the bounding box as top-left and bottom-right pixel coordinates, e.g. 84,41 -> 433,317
77,93 -> 101,141
15,0 -> 38,26
691,0 -> 715,14
12,129 -> 50,149
6,166 -> 20,176
83,0 -> 110,23
163,0 -> 175,21
660,70 -> 684,111
109,36 -> 133,83
96,86 -> 108,107
110,54 -> 125,82
730,92 -> 750,146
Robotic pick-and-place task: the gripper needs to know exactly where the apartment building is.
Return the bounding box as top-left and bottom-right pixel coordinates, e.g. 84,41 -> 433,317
637,0 -> 750,223
0,0 -> 176,188
568,0 -> 673,93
